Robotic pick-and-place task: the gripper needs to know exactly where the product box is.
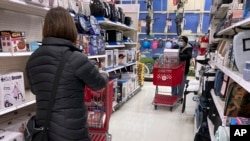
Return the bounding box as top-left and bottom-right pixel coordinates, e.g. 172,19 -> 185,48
130,48 -> 137,62
113,49 -> 119,67
0,131 -> 23,141
127,50 -> 133,64
163,48 -> 179,57
105,50 -> 114,70
118,50 -> 128,65
0,72 -> 25,109
0,31 -> 27,52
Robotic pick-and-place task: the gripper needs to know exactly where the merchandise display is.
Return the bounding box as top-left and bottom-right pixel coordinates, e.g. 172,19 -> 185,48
206,0 -> 250,140
3,0 -> 250,141
0,1 -> 140,141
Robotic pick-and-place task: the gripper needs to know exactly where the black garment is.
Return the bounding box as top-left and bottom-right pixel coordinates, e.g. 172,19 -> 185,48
179,44 -> 193,75
26,37 -> 108,141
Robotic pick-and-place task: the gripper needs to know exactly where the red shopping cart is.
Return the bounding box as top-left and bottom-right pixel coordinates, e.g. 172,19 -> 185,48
84,80 -> 113,141
152,62 -> 185,111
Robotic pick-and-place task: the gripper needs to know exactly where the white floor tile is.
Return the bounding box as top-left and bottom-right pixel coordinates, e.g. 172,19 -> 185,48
109,81 -> 197,141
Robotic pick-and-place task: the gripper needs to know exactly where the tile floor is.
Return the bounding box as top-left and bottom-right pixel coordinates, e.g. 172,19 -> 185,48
109,81 -> 199,141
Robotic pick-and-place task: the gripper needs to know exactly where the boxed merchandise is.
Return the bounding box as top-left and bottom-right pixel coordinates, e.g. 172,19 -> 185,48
0,31 -> 27,52
127,50 -> 133,64
0,72 -> 25,109
130,48 -> 137,62
0,131 -> 23,141
113,49 -> 119,67
163,48 -> 179,57
105,50 -> 114,69
118,79 -> 128,102
118,50 -> 128,65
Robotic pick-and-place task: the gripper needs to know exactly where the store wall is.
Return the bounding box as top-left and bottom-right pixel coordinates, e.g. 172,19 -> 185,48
120,0 -> 212,58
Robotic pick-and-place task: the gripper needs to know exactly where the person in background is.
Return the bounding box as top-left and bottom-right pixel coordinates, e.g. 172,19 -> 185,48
172,36 -> 193,98
26,7 -> 108,141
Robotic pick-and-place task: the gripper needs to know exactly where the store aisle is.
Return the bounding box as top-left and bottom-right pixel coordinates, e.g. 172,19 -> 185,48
109,81 -> 198,141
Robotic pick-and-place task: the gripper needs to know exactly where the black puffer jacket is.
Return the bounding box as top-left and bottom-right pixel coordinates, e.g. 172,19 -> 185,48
26,37 -> 108,141
179,44 -> 193,75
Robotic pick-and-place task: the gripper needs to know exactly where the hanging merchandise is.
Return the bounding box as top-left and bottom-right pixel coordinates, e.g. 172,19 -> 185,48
224,82 -> 250,117
142,38 -> 150,49
165,40 -> 173,49
199,35 -> 209,56
151,38 -> 158,50
117,7 -> 125,24
89,16 -> 101,35
67,0 -> 76,17
157,38 -> 164,48
124,16 -> 132,26
74,8 -> 91,34
233,30 -> 250,74
103,1 -> 111,19
89,0 -> 105,17
109,3 -> 118,22
146,15 -> 151,35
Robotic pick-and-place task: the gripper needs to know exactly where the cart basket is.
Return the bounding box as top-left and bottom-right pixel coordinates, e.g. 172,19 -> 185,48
153,62 -> 185,86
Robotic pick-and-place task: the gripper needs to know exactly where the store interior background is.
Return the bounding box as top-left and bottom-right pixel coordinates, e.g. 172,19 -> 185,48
123,0 -> 212,58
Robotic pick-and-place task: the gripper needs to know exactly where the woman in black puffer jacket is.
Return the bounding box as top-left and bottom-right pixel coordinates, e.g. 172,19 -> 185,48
26,7 -> 108,141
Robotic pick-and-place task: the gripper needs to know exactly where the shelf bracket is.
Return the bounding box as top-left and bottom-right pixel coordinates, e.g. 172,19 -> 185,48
233,27 -> 238,36
236,26 -> 250,31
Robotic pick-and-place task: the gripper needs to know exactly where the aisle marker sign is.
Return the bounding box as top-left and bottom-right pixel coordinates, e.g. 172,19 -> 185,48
230,125 -> 250,141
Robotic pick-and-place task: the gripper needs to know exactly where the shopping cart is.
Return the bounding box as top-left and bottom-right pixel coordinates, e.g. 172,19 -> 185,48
152,62 -> 185,111
84,80 -> 113,141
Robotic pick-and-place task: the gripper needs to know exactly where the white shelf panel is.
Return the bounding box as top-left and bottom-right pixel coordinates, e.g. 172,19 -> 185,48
0,52 -> 106,59
106,62 -> 136,72
124,42 -> 137,45
88,55 -> 106,59
210,61 -> 250,92
0,89 -> 35,116
210,89 -> 225,120
0,0 -> 49,17
106,45 -> 125,48
217,17 -> 250,35
98,19 -> 137,31
0,52 -> 32,57
207,117 -> 216,141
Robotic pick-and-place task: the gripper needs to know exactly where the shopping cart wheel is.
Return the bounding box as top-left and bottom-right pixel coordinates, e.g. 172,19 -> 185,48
170,107 -> 173,111
107,133 -> 112,141
154,105 -> 157,110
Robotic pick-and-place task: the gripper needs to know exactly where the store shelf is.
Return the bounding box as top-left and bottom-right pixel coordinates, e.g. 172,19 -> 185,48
207,117 -> 216,141
0,89 -> 35,116
106,44 -> 125,48
0,52 -> 107,59
113,86 -> 141,111
97,18 -> 137,31
0,52 -> 32,57
88,55 -> 106,59
124,42 -> 137,46
210,89 -> 225,120
209,61 -> 250,92
106,62 -> 136,72
126,86 -> 141,101
0,0 -> 49,17
217,17 -> 250,36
